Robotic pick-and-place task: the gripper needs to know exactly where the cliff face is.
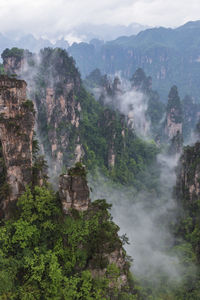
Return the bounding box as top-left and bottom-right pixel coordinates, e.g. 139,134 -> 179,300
166,111 -> 182,140
1,49 -> 158,188
1,48 -> 33,76
165,86 -> 183,155
3,56 -> 25,75
182,95 -> 200,139
0,50 -> 135,296
176,142 -> 200,203
2,48 -> 84,176
0,75 -> 35,215
98,75 -> 122,109
175,141 -> 200,264
131,68 -> 152,93
37,53 -> 83,174
100,109 -> 123,169
59,164 -> 90,213
38,79 -> 82,174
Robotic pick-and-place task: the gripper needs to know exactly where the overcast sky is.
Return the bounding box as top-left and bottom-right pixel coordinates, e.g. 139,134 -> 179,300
0,0 -> 200,39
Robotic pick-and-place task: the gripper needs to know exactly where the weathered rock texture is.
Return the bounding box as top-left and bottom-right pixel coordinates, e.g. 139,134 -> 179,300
165,85 -> 182,140
41,81 -> 82,173
3,56 -> 25,75
166,112 -> 182,140
34,79 -> 83,177
168,131 -> 183,156
2,48 -> 84,177
0,75 -> 35,214
99,109 -> 126,169
1,48 -> 33,77
176,142 -> 200,203
59,165 -> 90,213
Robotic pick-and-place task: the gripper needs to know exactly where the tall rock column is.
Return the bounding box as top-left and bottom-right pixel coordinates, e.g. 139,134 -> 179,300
59,163 -> 90,214
176,142 -> 200,203
165,85 -> 183,155
165,85 -> 182,139
0,75 -> 35,215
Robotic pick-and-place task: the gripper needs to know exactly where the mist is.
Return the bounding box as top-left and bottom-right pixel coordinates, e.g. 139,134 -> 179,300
15,51 -> 65,184
11,47 -> 195,289
88,151 -> 184,286
118,90 -> 151,138
88,83 -> 190,288
100,75 -> 151,138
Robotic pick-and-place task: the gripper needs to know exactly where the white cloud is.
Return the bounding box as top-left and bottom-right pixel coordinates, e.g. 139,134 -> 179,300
0,0 -> 199,38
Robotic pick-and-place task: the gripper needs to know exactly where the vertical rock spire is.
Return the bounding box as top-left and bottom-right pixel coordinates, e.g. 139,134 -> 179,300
0,75 -> 35,216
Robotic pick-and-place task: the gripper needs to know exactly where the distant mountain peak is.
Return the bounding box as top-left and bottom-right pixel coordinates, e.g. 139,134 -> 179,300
177,20 -> 200,29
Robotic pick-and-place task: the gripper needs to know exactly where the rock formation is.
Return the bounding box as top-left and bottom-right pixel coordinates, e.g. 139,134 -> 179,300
39,80 -> 82,174
168,131 -> 183,156
131,67 -> 152,93
3,55 -> 25,75
182,95 -> 200,139
1,48 -> 33,75
165,85 -> 182,140
176,142 -> 200,203
0,75 -> 35,215
2,48 -> 84,176
59,163 -> 129,291
59,163 -> 90,213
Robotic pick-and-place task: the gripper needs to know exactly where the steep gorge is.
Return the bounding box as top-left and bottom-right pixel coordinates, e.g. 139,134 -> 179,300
1,48 -> 159,188
0,71 -> 135,298
2,46 -> 200,298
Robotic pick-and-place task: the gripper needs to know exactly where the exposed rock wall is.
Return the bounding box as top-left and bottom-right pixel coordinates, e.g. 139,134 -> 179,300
2,48 -> 84,176
168,131 -> 183,156
3,56 -> 25,75
166,111 -> 182,140
0,75 -> 35,215
40,82 -> 82,174
59,164 -> 90,213
100,109 -> 118,168
2,49 -> 34,78
176,142 -> 200,203
165,85 -> 183,140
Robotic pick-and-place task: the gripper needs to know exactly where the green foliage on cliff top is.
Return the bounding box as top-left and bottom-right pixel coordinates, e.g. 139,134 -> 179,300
68,162 -> 87,178
37,47 -> 80,89
0,186 -> 136,299
1,47 -> 24,61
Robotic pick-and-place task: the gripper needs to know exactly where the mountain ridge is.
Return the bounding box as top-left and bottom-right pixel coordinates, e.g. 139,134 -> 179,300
68,20 -> 200,101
